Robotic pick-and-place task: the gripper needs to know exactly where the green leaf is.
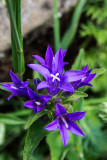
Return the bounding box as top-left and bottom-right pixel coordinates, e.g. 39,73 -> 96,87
25,110 -> 45,129
46,131 -> 65,160
92,68 -> 106,78
71,48 -> 85,70
23,119 -> 48,160
66,148 -> 80,160
8,109 -> 31,117
0,113 -> 25,125
0,123 -> 6,145
63,91 -> 88,104
71,91 -> 88,99
74,97 -> 84,112
46,131 -> 75,160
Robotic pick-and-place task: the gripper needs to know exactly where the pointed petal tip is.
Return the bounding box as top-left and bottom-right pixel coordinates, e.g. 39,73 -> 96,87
7,97 -> 10,101
44,119 -> 58,131
47,45 -> 52,49
27,64 -> 32,67
55,104 -> 67,116
9,69 -> 12,73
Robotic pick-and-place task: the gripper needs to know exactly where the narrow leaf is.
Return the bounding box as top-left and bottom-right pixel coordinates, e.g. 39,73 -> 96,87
25,110 -> 45,129
71,48 -> 85,70
61,0 -> 87,49
0,123 -> 6,145
0,113 -> 25,125
46,131 -> 65,160
92,68 -> 106,78
23,119 -> 48,160
71,91 -> 88,99
63,91 -> 88,104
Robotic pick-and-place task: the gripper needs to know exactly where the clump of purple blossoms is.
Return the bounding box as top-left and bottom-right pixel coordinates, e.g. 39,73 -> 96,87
1,46 -> 96,146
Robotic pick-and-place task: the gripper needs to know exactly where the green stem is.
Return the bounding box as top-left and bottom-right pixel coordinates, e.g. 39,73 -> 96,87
61,0 -> 87,50
6,0 -> 25,79
16,0 -> 25,77
6,0 -> 22,52
11,1 -> 18,73
53,0 -> 60,52
11,29 -> 18,73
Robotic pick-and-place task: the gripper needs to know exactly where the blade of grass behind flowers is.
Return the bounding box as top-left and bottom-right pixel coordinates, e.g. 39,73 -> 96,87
53,0 -> 60,52
61,0 -> 87,50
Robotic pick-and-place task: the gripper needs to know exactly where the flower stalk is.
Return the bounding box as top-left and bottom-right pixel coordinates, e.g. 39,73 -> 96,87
6,0 -> 25,79
53,0 -> 60,52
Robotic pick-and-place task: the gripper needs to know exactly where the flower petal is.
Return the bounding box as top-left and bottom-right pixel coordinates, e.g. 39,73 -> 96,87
22,81 -> 29,87
27,88 -> 39,100
7,92 -> 20,100
34,78 -> 41,87
52,48 -> 64,75
67,111 -> 86,121
24,100 -> 35,109
1,83 -> 17,92
84,73 -> 96,83
36,106 -> 45,113
45,45 -> 54,69
59,83 -> 74,93
55,104 -> 67,117
40,95 -> 51,105
59,120 -> 69,146
10,70 -> 21,86
68,121 -> 85,136
64,62 -> 69,66
44,119 -> 58,131
63,70 -> 86,83
75,82 -> 93,89
28,64 -> 50,79
62,49 -> 67,58
32,55 -> 45,65
37,81 -> 50,90
82,64 -> 88,72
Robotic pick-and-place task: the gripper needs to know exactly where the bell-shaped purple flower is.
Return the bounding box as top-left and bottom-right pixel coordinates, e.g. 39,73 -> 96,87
32,45 -> 68,72
28,47 -> 86,95
1,70 -> 29,100
24,88 -> 51,113
71,64 -> 96,90
44,104 -> 86,146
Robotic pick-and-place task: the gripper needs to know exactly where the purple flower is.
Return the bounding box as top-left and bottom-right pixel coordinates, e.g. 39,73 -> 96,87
28,47 -> 86,95
24,88 -> 51,113
32,45 -> 68,72
44,104 -> 86,146
71,64 -> 96,90
1,70 -> 29,100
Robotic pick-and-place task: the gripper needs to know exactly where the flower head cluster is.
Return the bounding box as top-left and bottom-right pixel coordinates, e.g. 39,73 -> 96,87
1,46 -> 96,146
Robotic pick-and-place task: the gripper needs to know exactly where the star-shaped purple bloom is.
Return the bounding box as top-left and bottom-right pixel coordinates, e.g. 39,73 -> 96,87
1,70 -> 29,100
28,46 -> 86,95
24,88 -> 51,113
44,104 -> 86,146
71,64 -> 96,90
32,45 -> 68,72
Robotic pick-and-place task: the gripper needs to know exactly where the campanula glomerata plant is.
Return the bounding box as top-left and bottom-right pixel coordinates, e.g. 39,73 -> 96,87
1,46 -> 96,147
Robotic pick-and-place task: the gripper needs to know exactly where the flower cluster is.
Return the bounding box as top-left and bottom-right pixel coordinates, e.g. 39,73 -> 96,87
1,46 -> 96,146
